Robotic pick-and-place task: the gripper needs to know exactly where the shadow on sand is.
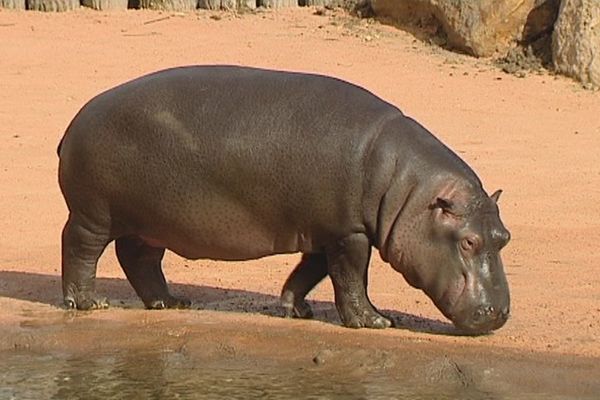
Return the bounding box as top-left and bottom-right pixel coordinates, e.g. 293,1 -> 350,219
0,270 -> 457,336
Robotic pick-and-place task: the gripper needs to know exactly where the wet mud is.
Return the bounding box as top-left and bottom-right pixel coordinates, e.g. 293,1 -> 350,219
2,306 -> 599,399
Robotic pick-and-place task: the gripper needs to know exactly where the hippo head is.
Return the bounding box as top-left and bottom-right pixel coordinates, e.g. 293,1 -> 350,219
384,186 -> 511,335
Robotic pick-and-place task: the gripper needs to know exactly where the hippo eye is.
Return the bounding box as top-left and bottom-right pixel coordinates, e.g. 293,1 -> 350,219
460,237 -> 477,252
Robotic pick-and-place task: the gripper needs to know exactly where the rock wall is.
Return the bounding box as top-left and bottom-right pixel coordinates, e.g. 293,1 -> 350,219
370,0 -> 559,57
370,0 -> 599,88
552,0 -> 600,89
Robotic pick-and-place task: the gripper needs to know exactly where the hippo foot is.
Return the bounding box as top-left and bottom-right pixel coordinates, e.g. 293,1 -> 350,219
145,295 -> 192,310
341,311 -> 393,329
280,290 -> 313,319
63,294 -> 110,310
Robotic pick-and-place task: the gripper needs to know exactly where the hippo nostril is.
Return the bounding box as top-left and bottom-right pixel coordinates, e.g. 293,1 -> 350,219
473,305 -> 496,321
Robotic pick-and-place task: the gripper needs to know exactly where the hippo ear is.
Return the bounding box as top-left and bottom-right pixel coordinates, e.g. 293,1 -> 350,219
490,189 -> 503,203
434,197 -> 455,213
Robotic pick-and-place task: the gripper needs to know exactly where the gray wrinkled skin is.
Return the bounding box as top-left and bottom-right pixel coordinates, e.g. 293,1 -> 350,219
58,66 -> 510,335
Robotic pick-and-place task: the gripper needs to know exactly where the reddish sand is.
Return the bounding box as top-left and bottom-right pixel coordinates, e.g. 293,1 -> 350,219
0,7 -> 599,364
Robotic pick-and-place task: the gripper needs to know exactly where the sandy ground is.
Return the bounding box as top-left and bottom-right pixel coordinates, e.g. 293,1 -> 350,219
0,5 -> 599,380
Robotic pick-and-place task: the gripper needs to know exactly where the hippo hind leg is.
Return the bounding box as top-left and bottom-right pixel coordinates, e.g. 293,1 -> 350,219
280,253 -> 328,319
115,236 -> 191,309
61,213 -> 110,310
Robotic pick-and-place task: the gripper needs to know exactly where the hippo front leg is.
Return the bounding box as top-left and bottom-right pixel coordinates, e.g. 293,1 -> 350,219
327,234 -> 392,329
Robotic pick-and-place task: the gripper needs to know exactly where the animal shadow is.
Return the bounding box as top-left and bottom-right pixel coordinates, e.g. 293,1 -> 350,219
0,270 -> 457,336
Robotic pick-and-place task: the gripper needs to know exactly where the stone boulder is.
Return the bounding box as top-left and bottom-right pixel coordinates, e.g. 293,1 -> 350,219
370,0 -> 559,57
552,0 -> 600,89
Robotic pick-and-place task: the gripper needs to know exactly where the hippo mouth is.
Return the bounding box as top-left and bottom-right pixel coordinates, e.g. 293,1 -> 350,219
452,307 -> 510,335
439,277 -> 510,335
431,274 -> 508,335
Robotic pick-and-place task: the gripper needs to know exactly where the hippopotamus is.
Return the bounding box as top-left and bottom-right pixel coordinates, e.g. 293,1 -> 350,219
57,65 -> 511,335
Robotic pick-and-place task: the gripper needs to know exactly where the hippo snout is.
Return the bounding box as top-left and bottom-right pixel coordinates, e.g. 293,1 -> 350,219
452,304 -> 510,335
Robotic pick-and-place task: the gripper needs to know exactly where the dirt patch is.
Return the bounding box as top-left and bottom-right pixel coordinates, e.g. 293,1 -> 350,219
495,33 -> 554,78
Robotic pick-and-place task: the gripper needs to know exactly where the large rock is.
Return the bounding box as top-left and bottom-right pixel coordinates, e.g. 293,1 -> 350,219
552,0 -> 600,89
370,0 -> 559,57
